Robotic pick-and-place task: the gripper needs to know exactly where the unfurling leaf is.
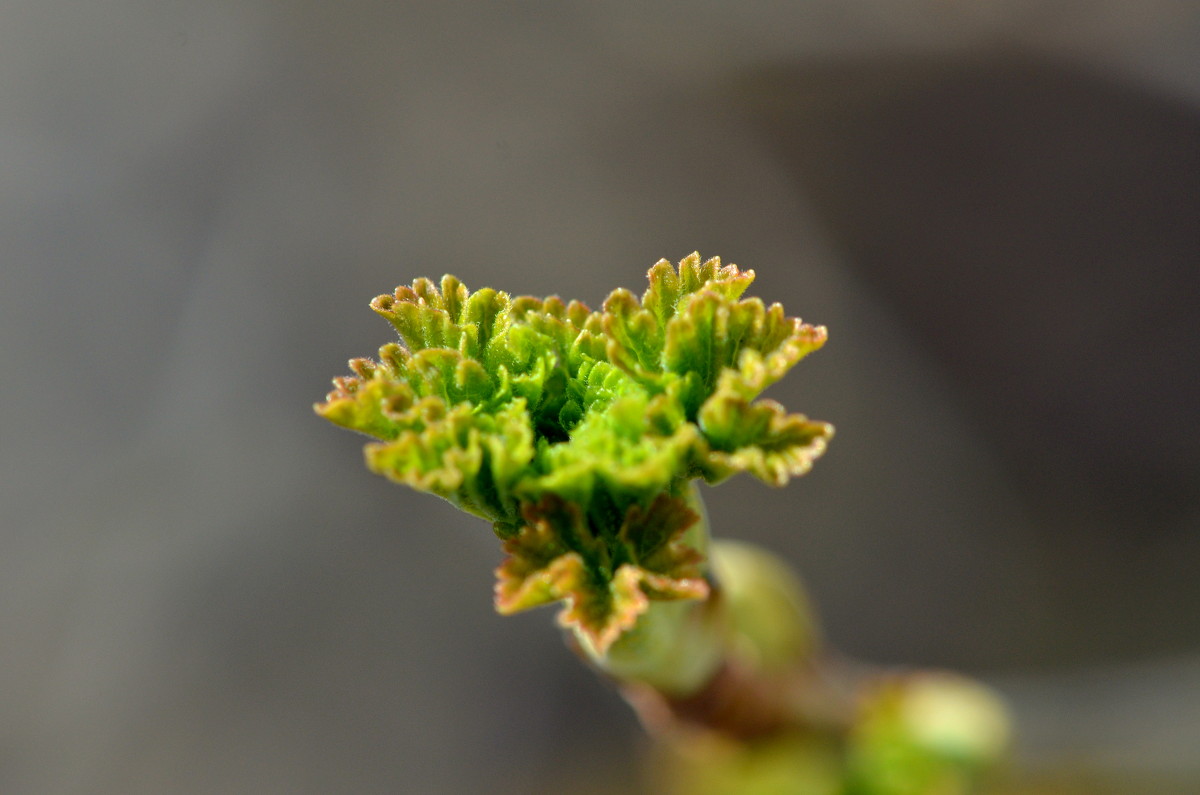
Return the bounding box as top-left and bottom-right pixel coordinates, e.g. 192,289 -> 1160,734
495,495 -> 708,654
316,253 -> 832,649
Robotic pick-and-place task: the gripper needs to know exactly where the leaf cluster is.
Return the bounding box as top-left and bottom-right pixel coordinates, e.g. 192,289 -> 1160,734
316,253 -> 832,651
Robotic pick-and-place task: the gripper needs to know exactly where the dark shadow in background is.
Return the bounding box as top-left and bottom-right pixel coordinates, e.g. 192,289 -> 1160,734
735,49 -> 1200,666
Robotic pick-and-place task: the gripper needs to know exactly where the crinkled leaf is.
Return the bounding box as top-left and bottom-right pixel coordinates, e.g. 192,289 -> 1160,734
495,496 -> 708,654
493,501 -> 577,613
531,392 -> 699,509
363,399 -> 535,529
371,275 -> 509,360
602,254 -> 827,421
616,494 -> 708,595
697,369 -> 834,486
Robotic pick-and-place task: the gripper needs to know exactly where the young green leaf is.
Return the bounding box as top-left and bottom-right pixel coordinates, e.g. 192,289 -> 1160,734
316,253 -> 832,650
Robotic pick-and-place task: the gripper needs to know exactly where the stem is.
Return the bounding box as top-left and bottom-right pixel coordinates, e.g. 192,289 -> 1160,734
574,486 -> 855,728
615,538 -> 861,740
571,487 -> 1010,791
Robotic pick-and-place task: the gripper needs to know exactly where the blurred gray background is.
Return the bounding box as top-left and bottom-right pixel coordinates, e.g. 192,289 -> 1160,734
3,2 -> 1198,793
